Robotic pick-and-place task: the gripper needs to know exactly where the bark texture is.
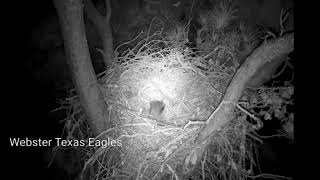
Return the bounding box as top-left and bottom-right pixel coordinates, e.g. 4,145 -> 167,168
84,0 -> 114,67
184,33 -> 294,174
53,0 -> 111,135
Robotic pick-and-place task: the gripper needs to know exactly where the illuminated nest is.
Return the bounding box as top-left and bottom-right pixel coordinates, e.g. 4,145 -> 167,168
58,20 -> 261,180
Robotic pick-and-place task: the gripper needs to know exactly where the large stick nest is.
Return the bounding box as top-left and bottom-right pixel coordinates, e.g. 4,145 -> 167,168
64,33 -> 252,180
55,15 -> 293,180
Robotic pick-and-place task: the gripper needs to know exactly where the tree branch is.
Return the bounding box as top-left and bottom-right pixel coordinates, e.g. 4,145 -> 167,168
197,33 -> 294,143
84,0 -> 114,67
84,0 -> 105,30
183,33 -> 294,175
53,0 -> 111,135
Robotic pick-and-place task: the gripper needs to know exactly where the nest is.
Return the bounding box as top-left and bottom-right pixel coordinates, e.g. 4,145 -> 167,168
58,19 -> 261,180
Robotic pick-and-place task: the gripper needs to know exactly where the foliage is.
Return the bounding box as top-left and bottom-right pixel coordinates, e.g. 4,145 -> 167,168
240,83 -> 294,141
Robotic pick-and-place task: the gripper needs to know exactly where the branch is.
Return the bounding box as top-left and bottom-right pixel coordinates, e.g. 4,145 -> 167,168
197,33 -> 294,143
183,33 -> 294,175
53,0 -> 111,135
84,0 -> 114,67
84,0 -> 105,30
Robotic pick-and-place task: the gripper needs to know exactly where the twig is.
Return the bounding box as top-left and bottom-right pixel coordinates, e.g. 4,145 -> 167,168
247,173 -> 292,179
246,133 -> 263,144
114,31 -> 144,54
271,60 -> 287,79
201,151 -> 207,180
205,157 -> 215,180
236,104 -> 260,122
166,164 -> 180,180
145,17 -> 164,46
279,8 -> 290,37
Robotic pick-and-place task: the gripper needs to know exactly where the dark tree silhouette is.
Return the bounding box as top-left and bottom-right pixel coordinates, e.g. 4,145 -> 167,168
53,0 -> 111,135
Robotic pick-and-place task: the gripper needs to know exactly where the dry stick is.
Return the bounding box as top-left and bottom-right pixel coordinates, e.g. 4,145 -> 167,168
166,164 -> 180,180
184,33 -> 294,174
248,173 -> 292,180
201,151 -> 207,180
115,31 -> 144,54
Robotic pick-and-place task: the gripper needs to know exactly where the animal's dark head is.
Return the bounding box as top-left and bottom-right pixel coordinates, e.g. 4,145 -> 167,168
149,100 -> 165,115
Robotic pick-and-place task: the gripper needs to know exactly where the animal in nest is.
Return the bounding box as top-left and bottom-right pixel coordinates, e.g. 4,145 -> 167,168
148,100 -> 165,121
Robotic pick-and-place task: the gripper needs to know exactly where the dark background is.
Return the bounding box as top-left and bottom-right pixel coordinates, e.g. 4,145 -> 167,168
3,1 -> 58,179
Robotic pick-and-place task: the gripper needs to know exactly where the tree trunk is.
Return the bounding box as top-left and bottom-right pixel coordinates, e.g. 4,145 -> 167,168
53,0 -> 111,135
84,0 -> 114,67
